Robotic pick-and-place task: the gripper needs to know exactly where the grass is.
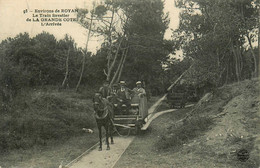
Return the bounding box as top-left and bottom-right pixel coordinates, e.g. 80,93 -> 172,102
156,116 -> 213,151
0,131 -> 100,168
115,79 -> 260,168
0,87 -> 97,167
0,90 -> 161,168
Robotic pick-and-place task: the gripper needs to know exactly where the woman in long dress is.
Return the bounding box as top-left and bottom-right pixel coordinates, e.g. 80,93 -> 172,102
132,81 -> 148,119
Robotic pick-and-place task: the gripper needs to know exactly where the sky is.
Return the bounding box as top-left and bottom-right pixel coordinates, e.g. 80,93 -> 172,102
0,0 -> 181,54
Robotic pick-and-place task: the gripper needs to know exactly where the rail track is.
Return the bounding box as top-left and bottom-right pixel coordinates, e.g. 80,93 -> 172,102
63,95 -> 167,168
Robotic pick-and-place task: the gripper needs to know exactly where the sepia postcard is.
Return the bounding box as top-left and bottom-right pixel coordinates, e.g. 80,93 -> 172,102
0,0 -> 259,168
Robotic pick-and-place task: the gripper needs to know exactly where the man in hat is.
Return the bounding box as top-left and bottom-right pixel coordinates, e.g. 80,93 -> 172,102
99,80 -> 111,99
111,83 -> 118,95
109,83 -> 119,105
116,81 -> 131,113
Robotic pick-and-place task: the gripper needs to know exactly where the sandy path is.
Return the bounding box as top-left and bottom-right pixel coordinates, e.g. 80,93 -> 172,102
68,136 -> 134,168
142,104 -> 194,130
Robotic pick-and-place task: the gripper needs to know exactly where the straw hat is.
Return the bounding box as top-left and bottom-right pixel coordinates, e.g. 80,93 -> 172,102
119,81 -> 126,85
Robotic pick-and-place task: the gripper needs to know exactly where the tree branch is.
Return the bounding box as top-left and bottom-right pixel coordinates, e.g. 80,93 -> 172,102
103,69 -> 108,77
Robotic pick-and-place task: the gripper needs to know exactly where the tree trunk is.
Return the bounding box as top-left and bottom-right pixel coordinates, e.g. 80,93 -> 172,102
246,33 -> 258,78
75,14 -> 93,92
238,46 -> 243,79
218,66 -> 226,86
258,7 -> 260,78
61,46 -> 70,88
116,47 -> 128,83
106,37 -> 123,81
109,49 -> 125,86
106,8 -> 115,81
231,44 -> 241,82
225,62 -> 229,85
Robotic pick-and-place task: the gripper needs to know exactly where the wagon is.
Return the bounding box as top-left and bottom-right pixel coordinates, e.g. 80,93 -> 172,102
167,86 -> 187,108
113,94 -> 148,134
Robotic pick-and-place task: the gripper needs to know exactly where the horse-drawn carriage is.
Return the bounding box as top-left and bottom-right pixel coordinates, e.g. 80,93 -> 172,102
113,94 -> 148,134
167,85 -> 187,108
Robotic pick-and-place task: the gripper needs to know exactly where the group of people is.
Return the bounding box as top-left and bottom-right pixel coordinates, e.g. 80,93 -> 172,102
98,80 -> 146,113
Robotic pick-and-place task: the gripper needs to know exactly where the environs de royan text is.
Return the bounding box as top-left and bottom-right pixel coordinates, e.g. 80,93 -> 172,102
34,9 -> 78,13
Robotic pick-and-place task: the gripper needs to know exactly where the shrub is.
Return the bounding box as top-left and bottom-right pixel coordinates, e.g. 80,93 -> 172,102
157,116 -> 213,151
0,88 -> 95,153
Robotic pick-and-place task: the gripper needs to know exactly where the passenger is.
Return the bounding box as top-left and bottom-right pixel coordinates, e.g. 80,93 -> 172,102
110,83 -> 119,104
132,81 -> 146,98
116,81 -> 131,114
99,80 -> 111,99
132,81 -> 148,120
111,84 -> 118,96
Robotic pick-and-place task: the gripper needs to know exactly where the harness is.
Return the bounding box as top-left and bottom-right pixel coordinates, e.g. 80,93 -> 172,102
94,105 -> 109,119
94,97 -> 111,120
94,96 -> 131,136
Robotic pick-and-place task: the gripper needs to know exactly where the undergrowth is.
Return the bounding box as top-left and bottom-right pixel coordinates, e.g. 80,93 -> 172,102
156,116 -> 213,151
0,88 -> 95,154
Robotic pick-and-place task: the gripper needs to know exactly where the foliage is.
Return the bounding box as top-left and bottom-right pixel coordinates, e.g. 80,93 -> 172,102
0,89 -> 95,153
119,0 -> 171,84
0,31 -> 103,152
173,0 -> 258,87
0,32 -> 93,100
75,0 -> 174,94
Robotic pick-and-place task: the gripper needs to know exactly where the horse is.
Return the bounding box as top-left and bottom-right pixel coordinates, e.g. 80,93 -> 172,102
93,93 -> 114,151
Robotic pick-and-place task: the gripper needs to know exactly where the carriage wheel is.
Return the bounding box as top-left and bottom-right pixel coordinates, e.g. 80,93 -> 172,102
135,125 -> 141,135
171,104 -> 175,109
168,103 -> 172,108
180,103 -> 185,108
115,126 -> 131,136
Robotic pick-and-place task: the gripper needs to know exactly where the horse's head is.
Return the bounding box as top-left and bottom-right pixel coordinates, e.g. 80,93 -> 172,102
93,93 -> 105,113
